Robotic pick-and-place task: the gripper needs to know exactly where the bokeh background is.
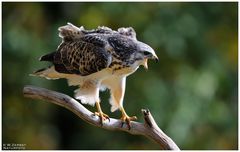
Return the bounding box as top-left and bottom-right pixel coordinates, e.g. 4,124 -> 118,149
2,2 -> 238,150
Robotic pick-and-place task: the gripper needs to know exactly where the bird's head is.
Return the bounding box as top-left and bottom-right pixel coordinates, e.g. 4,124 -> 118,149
136,41 -> 158,69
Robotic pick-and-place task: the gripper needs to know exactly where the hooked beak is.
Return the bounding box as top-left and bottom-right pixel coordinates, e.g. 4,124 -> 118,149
143,58 -> 148,69
153,55 -> 159,63
143,55 -> 159,70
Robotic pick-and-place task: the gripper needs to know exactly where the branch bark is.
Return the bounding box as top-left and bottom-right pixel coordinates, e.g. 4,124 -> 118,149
23,85 -> 180,150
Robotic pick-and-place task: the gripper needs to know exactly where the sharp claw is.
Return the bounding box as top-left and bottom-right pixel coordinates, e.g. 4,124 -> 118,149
120,115 -> 137,130
126,119 -> 131,130
94,112 -> 110,126
100,118 -> 103,126
132,116 -> 137,120
107,117 -> 110,122
103,113 -> 110,122
127,124 -> 131,130
121,121 -> 124,128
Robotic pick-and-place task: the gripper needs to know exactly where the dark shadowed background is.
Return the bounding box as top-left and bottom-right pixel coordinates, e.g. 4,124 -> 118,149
2,2 -> 238,150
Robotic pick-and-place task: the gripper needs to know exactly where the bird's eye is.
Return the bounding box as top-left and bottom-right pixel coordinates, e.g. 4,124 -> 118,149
143,51 -> 151,56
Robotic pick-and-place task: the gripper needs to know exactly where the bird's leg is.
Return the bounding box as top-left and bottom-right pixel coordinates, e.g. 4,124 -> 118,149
94,101 -> 110,125
119,106 -> 137,130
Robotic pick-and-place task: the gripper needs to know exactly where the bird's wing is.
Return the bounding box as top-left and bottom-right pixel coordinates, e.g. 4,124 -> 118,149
40,34 -> 112,76
53,38 -> 112,76
39,23 -> 113,76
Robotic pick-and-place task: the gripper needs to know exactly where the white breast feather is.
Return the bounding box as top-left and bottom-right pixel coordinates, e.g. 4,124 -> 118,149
69,68 -> 112,106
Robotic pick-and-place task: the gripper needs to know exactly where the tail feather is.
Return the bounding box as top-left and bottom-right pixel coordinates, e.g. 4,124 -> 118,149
39,52 -> 55,62
30,66 -> 61,80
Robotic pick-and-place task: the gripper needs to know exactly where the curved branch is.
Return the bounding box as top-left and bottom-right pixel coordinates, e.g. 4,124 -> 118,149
23,85 -> 180,150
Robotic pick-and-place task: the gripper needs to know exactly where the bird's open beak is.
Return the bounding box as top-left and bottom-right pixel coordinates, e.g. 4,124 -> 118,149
143,58 -> 148,69
143,55 -> 159,70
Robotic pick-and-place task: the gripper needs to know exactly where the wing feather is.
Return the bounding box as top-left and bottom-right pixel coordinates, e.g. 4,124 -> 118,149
52,38 -> 112,76
58,23 -> 85,41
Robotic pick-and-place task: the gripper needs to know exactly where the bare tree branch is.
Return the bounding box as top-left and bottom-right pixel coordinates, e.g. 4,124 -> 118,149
23,85 -> 180,150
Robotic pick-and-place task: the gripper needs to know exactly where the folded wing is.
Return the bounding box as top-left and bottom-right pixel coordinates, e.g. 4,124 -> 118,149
40,23 -> 112,76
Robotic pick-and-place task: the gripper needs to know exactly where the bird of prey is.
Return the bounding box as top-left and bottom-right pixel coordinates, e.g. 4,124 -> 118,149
33,23 -> 158,129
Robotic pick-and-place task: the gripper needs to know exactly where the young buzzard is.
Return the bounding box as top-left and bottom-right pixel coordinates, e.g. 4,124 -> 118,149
33,23 -> 158,129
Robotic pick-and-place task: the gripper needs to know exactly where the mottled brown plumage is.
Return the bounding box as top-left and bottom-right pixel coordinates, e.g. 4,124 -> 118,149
56,40 -> 111,76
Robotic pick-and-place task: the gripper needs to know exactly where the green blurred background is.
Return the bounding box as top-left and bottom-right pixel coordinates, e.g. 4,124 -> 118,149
2,2 -> 238,150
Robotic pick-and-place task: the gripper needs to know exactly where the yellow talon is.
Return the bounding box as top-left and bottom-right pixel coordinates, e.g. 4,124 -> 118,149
94,111 -> 110,125
120,115 -> 137,129
119,107 -> 137,129
95,101 -> 110,126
